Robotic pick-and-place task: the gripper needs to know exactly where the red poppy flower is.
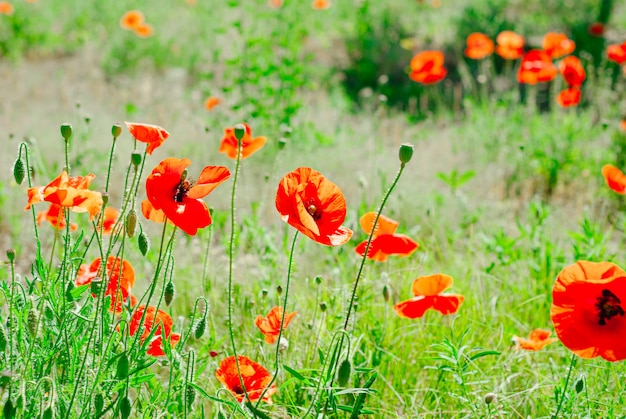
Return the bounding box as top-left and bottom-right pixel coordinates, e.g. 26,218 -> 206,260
134,23 -> 153,38
125,122 -> 170,155
495,31 -> 525,60
394,274 -> 464,319
620,117 -> 626,133
99,206 -> 120,235
25,171 -> 103,221
513,329 -> 557,351
268,0 -> 283,7
464,32 -> 494,60
556,87 -> 581,108
542,32 -> 575,59
276,167 -> 353,246
129,305 -> 181,357
219,123 -> 267,160
145,157 -> 230,235
120,10 -> 144,30
588,22 -> 605,37
354,212 -> 418,262
75,256 -> 135,313
215,356 -> 276,403
607,42 -> 626,65
254,306 -> 297,344
558,56 -> 585,87
551,261 -> 626,361
0,1 -> 13,15
602,164 -> 626,194
37,203 -> 78,232
409,51 -> 447,85
204,96 -> 221,111
312,0 -> 330,10
517,50 -> 557,84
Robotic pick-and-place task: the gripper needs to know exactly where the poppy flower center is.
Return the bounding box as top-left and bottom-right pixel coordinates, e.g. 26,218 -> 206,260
232,384 -> 245,395
595,289 -> 625,326
174,178 -> 194,203
305,199 -> 322,220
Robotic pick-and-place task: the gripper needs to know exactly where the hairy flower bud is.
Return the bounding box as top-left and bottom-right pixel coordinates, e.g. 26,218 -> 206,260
234,124 -> 246,141
194,317 -> 206,339
116,353 -> 129,379
60,123 -> 73,141
126,210 -> 137,238
164,281 -> 175,306
399,143 -> 414,165
13,158 -> 25,185
112,123 -> 122,139
131,151 -> 142,168
337,359 -> 351,387
138,230 -> 150,256
6,249 -> 15,263
27,307 -> 40,337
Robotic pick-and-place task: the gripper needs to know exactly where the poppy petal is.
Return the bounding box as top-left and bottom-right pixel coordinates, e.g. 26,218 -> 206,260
359,212 -> 399,236
187,166 -> 231,199
411,273 -> 454,296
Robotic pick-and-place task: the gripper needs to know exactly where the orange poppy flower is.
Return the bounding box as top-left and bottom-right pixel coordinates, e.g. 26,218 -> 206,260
219,123 -> 267,160
409,51 -> 447,85
558,56 -> 585,87
495,31 -> 524,60
312,0 -> 330,10
620,117 -> 626,133
141,199 -> 169,224
556,87 -> 581,108
464,32 -> 494,60
394,273 -> 464,319
602,164 -> 626,194
254,306 -> 297,344
75,256 -> 135,313
145,157 -> 230,235
119,10 -> 144,30
542,32 -> 575,59
134,23 -> 153,38
354,212 -> 418,262
204,96 -> 221,111
129,305 -> 181,357
25,171 -> 103,221
517,50 -> 557,84
37,203 -> 78,232
276,167 -> 353,246
607,42 -> 626,65
268,0 -> 283,8
124,122 -> 170,155
0,1 -> 13,15
215,356 -> 276,403
513,329 -> 557,351
551,260 -> 626,361
99,206 -> 120,235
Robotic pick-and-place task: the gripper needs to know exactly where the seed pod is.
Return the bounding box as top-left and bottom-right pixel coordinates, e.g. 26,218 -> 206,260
337,359 -> 351,387
194,317 -> 206,340
319,301 -> 327,312
484,393 -> 497,405
116,353 -> 129,379
276,285 -> 283,295
5,249 -> 15,263
101,192 -> 109,206
131,151 -> 142,168
398,143 -> 414,165
314,275 -> 322,285
93,394 -> 104,415
138,230 -> 150,256
164,281 -> 175,306
119,396 -> 131,419
233,124 -> 246,141
27,307 -> 40,337
126,210 -> 137,238
382,284 -> 390,302
13,158 -> 25,185
60,123 -> 73,141
112,123 -> 122,138
185,385 -> 196,410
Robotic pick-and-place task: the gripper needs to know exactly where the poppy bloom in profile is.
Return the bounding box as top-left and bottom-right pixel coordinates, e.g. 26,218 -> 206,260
0,2 -> 13,15
409,51 -> 447,85
354,212 -> 418,262
119,10 -> 144,30
464,33 -> 494,60
394,273 -> 464,319
75,256 -> 136,313
607,42 -> 626,65
542,32 -> 575,59
602,164 -> 626,194
219,123 -> 267,160
215,356 -> 276,403
145,157 -> 230,235
312,0 -> 330,10
204,96 -> 221,111
556,87 -> 581,108
25,171 -> 103,221
134,23 -> 153,38
551,260 -> 626,361
37,204 -> 78,232
99,206 -> 120,235
512,329 -> 557,351
129,305 -> 181,357
276,167 -> 353,246
495,31 -> 525,60
254,306 -> 297,344
125,122 -> 170,155
517,50 -> 557,84
558,56 -> 586,87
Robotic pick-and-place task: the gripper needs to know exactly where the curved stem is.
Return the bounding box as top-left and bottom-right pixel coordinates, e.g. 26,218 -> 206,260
104,138 -> 117,194
552,353 -> 577,419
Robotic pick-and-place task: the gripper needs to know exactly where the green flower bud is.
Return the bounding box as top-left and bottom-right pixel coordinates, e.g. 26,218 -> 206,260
194,318 -> 206,339
66,280 -> 75,302
131,151 -> 142,168
27,307 -> 40,337
3,398 -> 15,419
319,301 -> 327,312
6,249 -> 15,263
314,275 -> 322,285
234,124 -> 246,141
278,138 -> 287,150
484,393 -> 497,405
116,353 -> 129,379
119,396 -> 131,419
382,284 -> 390,302
185,385 -> 196,410
261,289 -> 268,298
276,285 -> 283,295
112,123 -> 122,138
138,230 -> 150,256
60,123 -> 73,141
13,158 -> 25,185
126,210 -> 137,238
93,394 -> 104,415
337,359 -> 351,387
164,281 -> 175,306
101,192 -> 109,207
399,143 -> 414,165
42,407 -> 53,419
90,277 -> 103,296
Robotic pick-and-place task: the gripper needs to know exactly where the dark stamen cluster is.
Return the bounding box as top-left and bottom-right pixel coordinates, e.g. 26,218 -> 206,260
595,289 -> 625,326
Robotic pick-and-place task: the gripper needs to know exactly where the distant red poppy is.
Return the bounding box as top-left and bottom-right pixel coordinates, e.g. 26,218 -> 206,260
145,157 -> 230,235
558,56 -> 586,87
607,42 -> 626,65
551,260 -> 626,361
513,329 -> 557,351
276,167 -> 353,246
120,10 -> 144,30
542,32 -> 575,59
268,0 -> 283,7
125,122 -> 170,155
312,0 -> 330,10
409,51 -> 447,84
215,356 -> 276,403
556,87 -> 581,108
495,31 -> 525,60
588,22 -> 605,37
254,306 -> 297,344
394,274 -> 464,319
464,32 -> 494,60
517,50 -> 557,84
204,96 -> 221,111
354,212 -> 418,262
75,256 -> 135,313
620,117 -> 626,133
602,164 -> 626,194
25,171 -> 103,221
0,2 -> 13,15
100,206 -> 120,235
219,123 -> 267,160
134,23 -> 153,38
37,203 -> 78,232
129,305 -> 181,356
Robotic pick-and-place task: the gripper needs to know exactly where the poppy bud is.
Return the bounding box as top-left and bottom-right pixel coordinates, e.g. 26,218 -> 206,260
116,353 -> 129,379
41,408 -> 52,419
13,158 -> 25,185
261,289 -> 268,298
278,138 -> 287,150
185,385 -> 196,410
126,210 -> 137,238
276,285 -> 283,295
319,301 -> 327,312
90,277 -> 103,296
84,115 -> 91,124
131,151 -> 142,168
66,281 -> 76,302
6,249 -> 15,263
138,230 -> 150,256
60,123 -> 72,141
164,281 -> 175,306
3,399 -> 14,419
93,393 -> 104,415
314,275 -> 322,285
399,143 -> 414,165
0,323 -> 7,352
27,307 -> 40,337
119,396 -> 131,419
194,317 -> 206,339
484,393 -> 497,405
234,124 -> 246,141
112,123 -> 122,138
382,284 -> 390,302
337,359 -> 351,387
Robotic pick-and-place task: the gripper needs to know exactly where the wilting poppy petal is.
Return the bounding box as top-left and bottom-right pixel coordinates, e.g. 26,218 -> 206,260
75,256 -> 135,313
409,51 -> 447,85
517,50 -> 557,84
558,56 -> 585,87
464,32 -> 494,60
120,10 -> 144,30
513,328 -> 557,351
254,306 -> 297,344
125,122 -> 170,155
129,305 -> 179,356
495,31 -> 525,60
219,123 -> 267,160
355,234 -> 418,262
607,42 -> 626,65
215,356 -> 276,403
602,164 -> 626,194
556,87 -> 581,108
542,32 -> 575,59
204,96 -> 221,110
551,260 -> 626,361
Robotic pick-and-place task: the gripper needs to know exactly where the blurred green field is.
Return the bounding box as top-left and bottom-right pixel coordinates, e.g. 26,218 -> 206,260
2,0 -> 626,418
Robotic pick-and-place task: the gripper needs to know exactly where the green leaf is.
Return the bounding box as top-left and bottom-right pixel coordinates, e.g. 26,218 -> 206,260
70,284 -> 90,299
283,365 -> 306,381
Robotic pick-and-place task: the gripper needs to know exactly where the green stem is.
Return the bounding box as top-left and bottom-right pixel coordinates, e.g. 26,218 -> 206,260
552,353 -> 577,419
104,138 -> 117,194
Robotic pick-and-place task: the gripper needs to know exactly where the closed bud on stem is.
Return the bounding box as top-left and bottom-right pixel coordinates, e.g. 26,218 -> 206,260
194,317 -> 206,339
319,301 -> 327,312
278,138 -> 287,150
314,275 -> 323,285
398,143 -> 414,165
119,396 -> 131,419
93,394 -> 104,415
112,123 -> 122,139
60,123 -> 72,141
261,289 -> 268,298
382,284 -> 390,302
337,359 -> 352,387
27,307 -> 40,337
164,281 -> 175,306
484,392 -> 497,405
126,210 -> 137,238
234,124 -> 246,141
276,285 -> 283,295
131,151 -> 142,168
65,281 -> 75,302
13,158 -> 25,185
185,385 -> 196,410
6,249 -> 15,263
116,353 -> 129,379
101,192 -> 109,207
138,230 -> 150,256
90,277 -> 103,296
